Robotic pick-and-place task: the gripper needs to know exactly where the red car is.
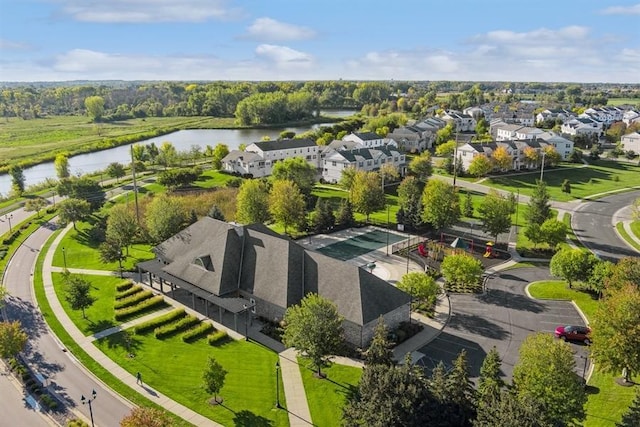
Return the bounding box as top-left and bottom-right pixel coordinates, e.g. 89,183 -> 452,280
555,325 -> 591,345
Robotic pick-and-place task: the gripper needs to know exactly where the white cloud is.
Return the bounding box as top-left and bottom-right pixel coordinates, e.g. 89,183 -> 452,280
255,44 -> 313,67
600,3 -> 640,15
243,18 -> 316,42
0,39 -> 32,50
55,0 -> 242,23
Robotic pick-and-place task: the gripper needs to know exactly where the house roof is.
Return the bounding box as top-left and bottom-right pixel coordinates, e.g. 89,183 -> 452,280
145,218 -> 410,327
249,138 -> 316,152
351,131 -> 381,141
222,150 -> 262,162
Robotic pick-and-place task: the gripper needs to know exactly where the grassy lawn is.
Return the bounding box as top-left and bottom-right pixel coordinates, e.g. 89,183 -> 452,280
298,357 -> 362,427
95,331 -> 289,427
631,220 -> 640,240
527,280 -> 638,426
32,233 -> 193,426
483,161 -> 640,201
51,272 -> 125,336
615,223 -> 640,252
606,98 -> 640,106
52,219 -> 154,271
194,170 -> 240,189
563,212 -> 584,248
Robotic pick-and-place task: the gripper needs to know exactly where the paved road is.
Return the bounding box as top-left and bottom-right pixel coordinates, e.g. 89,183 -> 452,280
0,366 -> 54,427
572,190 -> 640,262
419,267 -> 589,382
4,221 -> 132,426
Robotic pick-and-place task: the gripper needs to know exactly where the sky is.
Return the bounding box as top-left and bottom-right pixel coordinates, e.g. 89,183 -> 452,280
0,0 -> 639,83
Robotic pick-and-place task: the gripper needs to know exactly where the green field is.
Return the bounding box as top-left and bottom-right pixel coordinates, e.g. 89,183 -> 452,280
606,98 -> 640,107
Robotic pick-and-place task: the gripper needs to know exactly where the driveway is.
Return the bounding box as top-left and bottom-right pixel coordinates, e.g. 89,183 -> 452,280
418,267 -> 590,381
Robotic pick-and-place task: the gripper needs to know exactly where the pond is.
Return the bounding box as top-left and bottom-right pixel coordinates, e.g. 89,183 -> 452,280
0,109 -> 358,197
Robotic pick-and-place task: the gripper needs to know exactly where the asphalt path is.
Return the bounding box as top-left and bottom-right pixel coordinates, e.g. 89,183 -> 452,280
572,190 -> 640,262
0,365 -> 54,427
4,221 -> 132,426
418,267 -> 590,382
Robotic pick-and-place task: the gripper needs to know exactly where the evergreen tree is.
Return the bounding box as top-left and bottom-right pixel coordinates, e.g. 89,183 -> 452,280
445,350 -> 476,426
365,318 -> 394,367
207,204 -> 226,221
9,165 -> 25,196
463,191 -> 474,217
617,389 -> 640,427
474,391 -> 552,427
561,179 -> 571,195
337,199 -> 355,227
311,199 -> 335,233
477,347 -> 504,411
525,180 -> 552,226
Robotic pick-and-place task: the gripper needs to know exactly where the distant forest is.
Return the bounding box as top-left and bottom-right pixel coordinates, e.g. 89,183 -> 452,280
1,80 -> 638,125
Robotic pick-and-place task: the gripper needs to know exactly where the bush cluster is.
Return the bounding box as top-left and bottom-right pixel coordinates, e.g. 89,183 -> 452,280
115,280 -> 134,292
114,290 -> 153,310
114,295 -> 165,321
133,308 -> 186,334
115,284 -> 143,300
1,229 -> 20,245
207,330 -> 229,345
154,314 -> 199,339
181,322 -> 215,343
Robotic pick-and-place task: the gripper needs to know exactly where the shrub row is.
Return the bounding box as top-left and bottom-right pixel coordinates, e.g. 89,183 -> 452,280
116,280 -> 134,292
115,284 -> 143,300
154,314 -> 199,339
114,289 -> 153,310
181,322 -> 215,343
1,229 -> 20,245
133,308 -> 186,335
114,295 -> 165,321
207,330 -> 229,346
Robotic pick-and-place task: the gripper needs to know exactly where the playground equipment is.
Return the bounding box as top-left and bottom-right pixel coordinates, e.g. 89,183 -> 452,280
483,241 -> 494,258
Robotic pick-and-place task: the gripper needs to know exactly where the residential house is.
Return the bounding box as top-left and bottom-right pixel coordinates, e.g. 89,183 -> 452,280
536,108 -> 575,124
582,107 -> 625,126
623,110 -> 640,126
137,217 -> 411,347
621,132 -> 640,153
439,110 -> 477,132
221,138 -> 319,178
537,132 -> 574,160
386,125 -> 432,153
322,145 -> 406,184
343,131 -> 389,148
561,117 -> 603,138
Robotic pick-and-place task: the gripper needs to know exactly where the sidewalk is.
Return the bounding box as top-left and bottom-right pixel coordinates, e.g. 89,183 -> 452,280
44,225 -> 224,427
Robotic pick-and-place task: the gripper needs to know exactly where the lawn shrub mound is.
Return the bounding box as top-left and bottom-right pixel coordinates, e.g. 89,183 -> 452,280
133,308 -> 186,334
181,322 -> 215,343
443,281 -> 482,293
116,280 -> 134,292
114,289 -> 153,310
115,284 -> 143,300
207,330 -> 229,345
154,314 -> 200,339
114,295 -> 165,321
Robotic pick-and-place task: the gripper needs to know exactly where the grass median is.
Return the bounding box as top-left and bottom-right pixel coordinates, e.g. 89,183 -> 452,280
528,280 -> 637,426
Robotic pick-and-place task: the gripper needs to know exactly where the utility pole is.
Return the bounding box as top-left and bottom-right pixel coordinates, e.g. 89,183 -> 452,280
540,150 -> 546,183
131,145 -> 141,224
453,132 -> 459,188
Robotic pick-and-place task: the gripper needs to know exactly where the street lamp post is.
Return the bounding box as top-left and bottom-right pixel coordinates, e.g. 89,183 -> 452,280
581,355 -> 589,386
80,389 -> 97,427
243,304 -> 249,341
540,151 -> 547,182
406,232 -> 411,274
275,361 -> 282,408
5,214 -> 13,233
386,205 -> 390,256
62,247 -> 67,270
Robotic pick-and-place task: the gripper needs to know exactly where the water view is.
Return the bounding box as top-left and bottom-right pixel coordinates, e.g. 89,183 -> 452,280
0,109 -> 357,196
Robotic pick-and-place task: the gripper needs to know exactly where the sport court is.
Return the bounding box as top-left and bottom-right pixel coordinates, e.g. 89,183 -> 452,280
316,228 -> 406,261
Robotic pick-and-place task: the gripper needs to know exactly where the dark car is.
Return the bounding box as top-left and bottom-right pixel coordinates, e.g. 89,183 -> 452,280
555,325 -> 591,345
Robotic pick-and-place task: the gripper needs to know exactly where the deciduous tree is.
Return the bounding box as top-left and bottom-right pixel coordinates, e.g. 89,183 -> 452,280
396,272 -> 439,311
590,284 -> 640,384
271,156 -> 317,197
202,356 -> 228,403
397,176 -> 423,229
586,258 -> 615,297
235,179 -> 270,224
440,254 -> 483,289
211,143 -> 229,170
99,239 -> 125,276
351,171 -> 385,221
268,179 -> 305,233
85,96 -> 105,121
539,218 -> 568,249
550,247 -> 595,288
561,179 -> 571,195
64,274 -> 95,319
57,176 -> 105,210
468,155 -> 492,178
120,406 -> 174,427
478,189 -> 512,244
0,321 -> 28,359
409,151 -> 433,181
55,152 -> 70,179
106,204 -> 139,255
106,162 -> 126,183
605,257 -> 640,294
617,389 -> 640,427
9,165 -> 25,196
58,198 -> 91,230
492,146 -> 512,171
513,333 -> 586,426
421,179 -> 460,232
24,197 -> 48,218
282,293 -> 344,376
145,195 -> 187,244
435,140 -> 456,157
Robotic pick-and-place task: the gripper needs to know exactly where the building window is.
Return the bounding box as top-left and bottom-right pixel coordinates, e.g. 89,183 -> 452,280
358,161 -> 363,167
332,161 -> 337,166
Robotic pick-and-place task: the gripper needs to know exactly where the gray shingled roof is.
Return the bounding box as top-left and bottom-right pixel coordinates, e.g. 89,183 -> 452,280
222,150 -> 262,162
352,132 -> 381,141
250,138 -> 316,151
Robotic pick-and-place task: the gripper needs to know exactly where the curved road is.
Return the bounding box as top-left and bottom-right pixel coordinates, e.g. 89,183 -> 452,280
4,221 -> 132,426
572,190 -> 640,262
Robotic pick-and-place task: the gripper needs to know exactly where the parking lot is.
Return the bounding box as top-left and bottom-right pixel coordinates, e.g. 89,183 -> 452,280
418,267 -> 590,382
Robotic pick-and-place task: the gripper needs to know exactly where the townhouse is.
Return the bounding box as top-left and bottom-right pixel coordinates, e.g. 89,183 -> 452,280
322,145 -> 406,183
621,132 -> 640,153
439,110 -> 477,132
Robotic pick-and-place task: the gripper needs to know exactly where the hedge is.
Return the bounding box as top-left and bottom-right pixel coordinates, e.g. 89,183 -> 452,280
115,284 -> 143,300
154,315 -> 200,339
116,280 -> 134,292
207,330 -> 229,346
114,295 -> 165,321
181,322 -> 215,343
114,290 -> 153,310
133,308 -> 186,335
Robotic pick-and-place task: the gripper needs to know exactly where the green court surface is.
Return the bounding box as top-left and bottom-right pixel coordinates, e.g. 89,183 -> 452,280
317,229 -> 406,261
